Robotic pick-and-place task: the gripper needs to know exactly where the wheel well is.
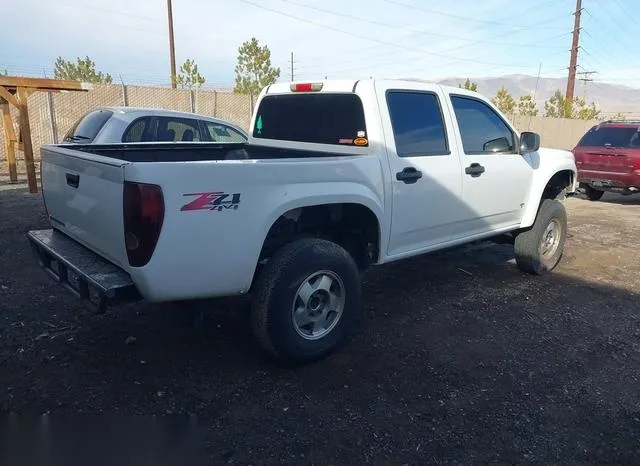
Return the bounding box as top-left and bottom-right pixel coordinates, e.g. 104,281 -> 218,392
258,203 -> 381,271
542,170 -> 574,201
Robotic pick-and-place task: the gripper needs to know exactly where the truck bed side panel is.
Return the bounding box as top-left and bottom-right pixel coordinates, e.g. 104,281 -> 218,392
123,156 -> 385,301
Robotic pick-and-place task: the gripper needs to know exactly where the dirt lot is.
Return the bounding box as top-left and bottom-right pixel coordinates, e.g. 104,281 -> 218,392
1,174 -> 640,464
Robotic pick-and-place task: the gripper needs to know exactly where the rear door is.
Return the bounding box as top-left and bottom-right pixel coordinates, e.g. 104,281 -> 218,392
375,81 -> 468,256
574,125 -> 640,178
41,146 -> 129,268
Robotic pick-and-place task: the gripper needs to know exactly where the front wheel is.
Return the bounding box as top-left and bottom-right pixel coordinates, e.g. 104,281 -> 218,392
250,238 -> 362,364
514,199 -> 567,275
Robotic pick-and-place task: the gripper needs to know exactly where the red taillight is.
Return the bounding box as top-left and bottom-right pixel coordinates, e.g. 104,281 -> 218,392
290,82 -> 323,92
123,181 -> 164,267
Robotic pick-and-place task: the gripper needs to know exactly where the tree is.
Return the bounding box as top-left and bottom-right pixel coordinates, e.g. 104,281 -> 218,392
458,78 -> 478,91
234,37 -> 280,96
544,90 -> 568,118
491,86 -> 516,115
544,89 -> 600,120
173,58 -> 205,89
518,95 -> 538,116
54,56 -> 113,83
574,98 -> 600,120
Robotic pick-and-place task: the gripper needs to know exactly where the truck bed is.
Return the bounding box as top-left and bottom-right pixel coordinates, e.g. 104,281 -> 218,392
64,142 -> 355,162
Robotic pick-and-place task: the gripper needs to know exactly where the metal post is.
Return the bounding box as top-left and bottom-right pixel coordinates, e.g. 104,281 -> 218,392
46,92 -> 58,144
121,83 -> 129,106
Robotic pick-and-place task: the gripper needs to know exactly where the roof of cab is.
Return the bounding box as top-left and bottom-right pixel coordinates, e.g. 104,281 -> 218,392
264,78 -> 480,97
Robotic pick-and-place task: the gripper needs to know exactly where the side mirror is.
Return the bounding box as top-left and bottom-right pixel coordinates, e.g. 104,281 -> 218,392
483,137 -> 512,153
519,131 -> 540,154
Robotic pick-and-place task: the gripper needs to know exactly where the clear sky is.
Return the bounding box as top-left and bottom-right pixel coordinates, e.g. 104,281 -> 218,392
2,0 -> 639,89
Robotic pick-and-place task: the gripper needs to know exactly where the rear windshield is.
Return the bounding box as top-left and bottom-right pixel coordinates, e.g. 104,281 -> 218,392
63,109 -> 113,143
252,93 -> 368,146
577,126 -> 640,148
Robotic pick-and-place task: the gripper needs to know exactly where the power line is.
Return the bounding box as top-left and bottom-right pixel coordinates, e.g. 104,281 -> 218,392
280,0 -> 566,57
235,0 -> 570,73
382,0 -> 567,30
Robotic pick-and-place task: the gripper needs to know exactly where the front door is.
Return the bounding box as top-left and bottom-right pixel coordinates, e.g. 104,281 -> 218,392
375,82 -> 469,257
446,94 -> 533,235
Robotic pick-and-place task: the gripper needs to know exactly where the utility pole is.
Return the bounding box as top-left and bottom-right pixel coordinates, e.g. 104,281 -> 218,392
565,0 -> 582,114
577,70 -> 597,99
167,0 -> 177,89
290,52 -> 295,81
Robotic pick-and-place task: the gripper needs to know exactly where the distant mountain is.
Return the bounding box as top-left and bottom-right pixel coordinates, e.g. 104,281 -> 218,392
423,74 -> 639,117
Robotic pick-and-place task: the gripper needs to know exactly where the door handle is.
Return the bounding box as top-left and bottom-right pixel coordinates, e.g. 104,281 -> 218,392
396,167 -> 422,184
65,173 -> 80,188
465,163 -> 485,177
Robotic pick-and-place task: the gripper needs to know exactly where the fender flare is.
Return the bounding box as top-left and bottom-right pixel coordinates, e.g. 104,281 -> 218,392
520,168 -> 576,228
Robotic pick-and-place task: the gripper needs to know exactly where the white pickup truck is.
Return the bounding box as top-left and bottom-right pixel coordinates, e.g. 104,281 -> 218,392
28,79 -> 577,364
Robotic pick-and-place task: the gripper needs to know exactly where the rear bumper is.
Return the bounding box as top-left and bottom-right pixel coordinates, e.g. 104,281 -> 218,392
27,229 -> 142,313
577,169 -> 640,190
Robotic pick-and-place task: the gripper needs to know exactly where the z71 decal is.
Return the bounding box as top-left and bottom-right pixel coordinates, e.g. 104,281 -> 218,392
181,192 -> 241,212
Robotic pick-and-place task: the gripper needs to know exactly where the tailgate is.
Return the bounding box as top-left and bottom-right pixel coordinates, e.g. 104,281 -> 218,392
40,145 -> 129,268
575,146 -> 634,174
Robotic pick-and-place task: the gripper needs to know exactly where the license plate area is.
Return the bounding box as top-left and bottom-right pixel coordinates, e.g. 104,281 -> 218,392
590,180 -> 612,188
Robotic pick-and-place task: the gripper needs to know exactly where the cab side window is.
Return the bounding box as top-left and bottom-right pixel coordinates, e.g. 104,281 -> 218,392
450,95 -> 516,155
386,91 -> 449,157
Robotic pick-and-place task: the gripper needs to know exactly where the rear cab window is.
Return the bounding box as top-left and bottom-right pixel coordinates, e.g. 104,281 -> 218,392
386,91 -> 449,157
577,126 -> 640,148
252,93 -> 368,147
63,109 -> 113,143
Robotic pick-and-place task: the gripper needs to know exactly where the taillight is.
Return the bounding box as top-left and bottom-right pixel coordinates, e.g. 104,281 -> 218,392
290,82 -> 323,92
571,148 -> 583,164
123,181 -> 164,267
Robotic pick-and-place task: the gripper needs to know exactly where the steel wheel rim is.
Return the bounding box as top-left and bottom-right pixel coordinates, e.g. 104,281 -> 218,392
292,270 -> 345,341
540,218 -> 561,259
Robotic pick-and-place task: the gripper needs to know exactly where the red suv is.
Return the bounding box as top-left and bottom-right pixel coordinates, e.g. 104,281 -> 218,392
572,120 -> 640,200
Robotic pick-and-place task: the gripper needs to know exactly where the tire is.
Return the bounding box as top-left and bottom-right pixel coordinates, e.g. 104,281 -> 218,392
514,199 -> 567,275
580,183 -> 604,201
250,238 -> 362,364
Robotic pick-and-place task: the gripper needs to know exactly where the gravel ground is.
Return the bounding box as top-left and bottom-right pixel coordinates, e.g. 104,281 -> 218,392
1,173 -> 640,465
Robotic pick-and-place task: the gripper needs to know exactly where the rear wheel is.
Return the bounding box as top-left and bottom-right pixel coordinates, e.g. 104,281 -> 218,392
514,199 -> 567,275
580,183 -> 605,201
250,238 -> 362,364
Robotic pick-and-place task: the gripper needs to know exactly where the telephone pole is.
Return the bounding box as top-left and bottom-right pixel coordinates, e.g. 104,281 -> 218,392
577,70 -> 597,99
167,0 -> 177,89
290,52 -> 295,81
565,0 -> 583,110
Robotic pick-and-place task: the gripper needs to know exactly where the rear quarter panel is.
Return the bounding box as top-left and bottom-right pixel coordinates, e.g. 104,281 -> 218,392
124,156 -> 386,301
